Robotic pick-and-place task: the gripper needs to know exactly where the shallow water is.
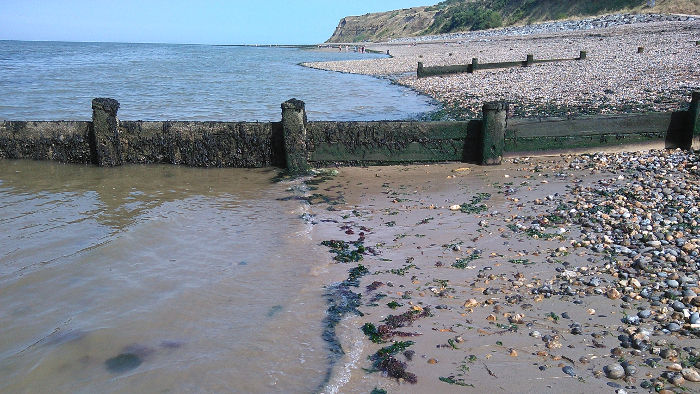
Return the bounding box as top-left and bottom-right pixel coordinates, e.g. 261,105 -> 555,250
0,41 -> 436,121
0,160 -> 331,393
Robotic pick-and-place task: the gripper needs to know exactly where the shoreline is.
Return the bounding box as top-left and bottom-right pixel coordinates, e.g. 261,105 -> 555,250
306,16 -> 700,120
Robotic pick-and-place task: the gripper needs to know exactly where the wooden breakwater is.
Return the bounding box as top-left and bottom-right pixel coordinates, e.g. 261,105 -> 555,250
1,93 -> 698,173
417,51 -> 587,78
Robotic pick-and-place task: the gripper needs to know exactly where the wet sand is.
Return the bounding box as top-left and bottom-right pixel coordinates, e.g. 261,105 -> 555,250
307,150 -> 700,393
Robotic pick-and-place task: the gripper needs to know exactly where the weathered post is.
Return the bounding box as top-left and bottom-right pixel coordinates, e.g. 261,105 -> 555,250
90,98 -> 122,166
281,98 -> 310,174
417,62 -> 424,78
480,101 -> 508,165
526,54 -> 534,66
637,46 -> 645,53
578,50 -> 587,60
690,91 -> 700,150
469,57 -> 478,73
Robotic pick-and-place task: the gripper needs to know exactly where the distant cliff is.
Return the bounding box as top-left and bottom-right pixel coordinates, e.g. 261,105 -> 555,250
326,0 -> 699,43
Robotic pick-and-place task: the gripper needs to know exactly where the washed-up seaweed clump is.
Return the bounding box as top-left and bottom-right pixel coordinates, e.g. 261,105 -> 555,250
321,238 -> 366,263
363,307 -> 430,343
459,192 -> 491,214
362,323 -> 385,344
369,341 -> 417,384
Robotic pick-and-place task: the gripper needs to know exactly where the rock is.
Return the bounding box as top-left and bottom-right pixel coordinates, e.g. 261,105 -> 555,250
607,288 -> 621,300
660,348 -> 678,359
682,368 -> 700,382
604,363 -> 626,379
562,365 -> 576,376
668,373 -> 685,386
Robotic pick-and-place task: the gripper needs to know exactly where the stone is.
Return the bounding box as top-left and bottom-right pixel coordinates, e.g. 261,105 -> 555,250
604,363 -> 626,379
682,368 -> 700,382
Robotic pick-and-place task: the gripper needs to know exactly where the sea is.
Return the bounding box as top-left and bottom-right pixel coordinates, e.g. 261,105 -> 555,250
0,41 -> 435,392
0,40 -> 436,121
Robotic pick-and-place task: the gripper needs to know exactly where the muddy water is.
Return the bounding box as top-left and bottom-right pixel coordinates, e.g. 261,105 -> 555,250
0,160 -> 331,393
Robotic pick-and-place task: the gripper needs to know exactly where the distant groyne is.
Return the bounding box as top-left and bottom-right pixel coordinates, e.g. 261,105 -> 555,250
1,93 -> 698,173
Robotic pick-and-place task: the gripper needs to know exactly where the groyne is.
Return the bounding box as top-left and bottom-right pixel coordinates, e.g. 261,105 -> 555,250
417,51 -> 587,78
1,93 -> 698,173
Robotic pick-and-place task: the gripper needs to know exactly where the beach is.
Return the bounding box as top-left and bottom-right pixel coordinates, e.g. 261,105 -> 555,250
304,16 -> 700,119
307,149 -> 700,393
298,14 -> 700,393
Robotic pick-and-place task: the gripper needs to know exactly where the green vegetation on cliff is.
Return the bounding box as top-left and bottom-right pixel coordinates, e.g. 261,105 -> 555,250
326,0 -> 698,42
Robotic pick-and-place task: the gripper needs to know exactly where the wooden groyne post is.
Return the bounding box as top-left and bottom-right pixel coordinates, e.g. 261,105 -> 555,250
281,98 -> 310,174
481,101 -> 508,165
690,91 -> 700,149
91,98 -> 122,166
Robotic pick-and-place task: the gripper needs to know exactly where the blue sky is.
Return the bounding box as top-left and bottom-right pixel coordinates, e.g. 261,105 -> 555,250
0,0 -> 442,44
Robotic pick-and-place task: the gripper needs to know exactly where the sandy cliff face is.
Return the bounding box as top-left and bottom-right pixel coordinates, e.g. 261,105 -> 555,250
325,0 -> 699,43
326,7 -> 437,43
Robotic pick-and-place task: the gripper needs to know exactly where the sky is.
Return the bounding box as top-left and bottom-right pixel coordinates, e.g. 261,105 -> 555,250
0,0 -> 442,45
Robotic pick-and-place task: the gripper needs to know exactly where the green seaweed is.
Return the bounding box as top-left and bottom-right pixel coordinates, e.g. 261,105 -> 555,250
362,323 -> 386,344
509,258 -> 534,265
321,239 -> 366,263
439,376 -> 474,387
372,341 -> 415,365
458,193 -> 491,214
452,251 -> 482,269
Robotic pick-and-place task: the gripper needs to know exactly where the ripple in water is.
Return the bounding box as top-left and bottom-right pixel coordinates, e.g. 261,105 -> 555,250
0,41 -> 437,121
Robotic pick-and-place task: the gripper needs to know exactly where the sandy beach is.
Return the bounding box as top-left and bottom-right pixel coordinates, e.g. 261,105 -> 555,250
302,148 -> 700,393
305,18 -> 700,119
297,15 -> 700,393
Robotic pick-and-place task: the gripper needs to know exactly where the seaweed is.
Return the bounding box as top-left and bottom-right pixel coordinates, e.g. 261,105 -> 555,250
344,265 -> 369,287
369,341 -> 418,383
321,238 -> 366,263
452,250 -> 482,268
458,193 -> 491,214
509,258 -> 534,266
439,376 -> 474,387
319,263 -> 369,389
362,323 -> 386,344
366,281 -> 384,292
387,301 -> 403,309
384,307 -> 431,329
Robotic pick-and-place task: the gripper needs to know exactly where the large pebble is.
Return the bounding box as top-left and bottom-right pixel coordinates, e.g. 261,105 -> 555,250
604,363 -> 626,379
682,368 -> 700,382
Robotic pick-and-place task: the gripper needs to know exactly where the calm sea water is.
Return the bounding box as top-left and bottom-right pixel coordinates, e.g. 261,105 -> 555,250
0,40 -> 436,121
0,160 -> 336,392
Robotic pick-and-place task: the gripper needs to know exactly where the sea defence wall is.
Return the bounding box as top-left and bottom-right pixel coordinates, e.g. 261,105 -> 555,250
1,93 -> 698,173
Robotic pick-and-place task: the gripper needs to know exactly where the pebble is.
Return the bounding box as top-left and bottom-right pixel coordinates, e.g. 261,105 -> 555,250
683,367 -> 700,382
562,366 -> 575,376
604,364 -> 626,379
